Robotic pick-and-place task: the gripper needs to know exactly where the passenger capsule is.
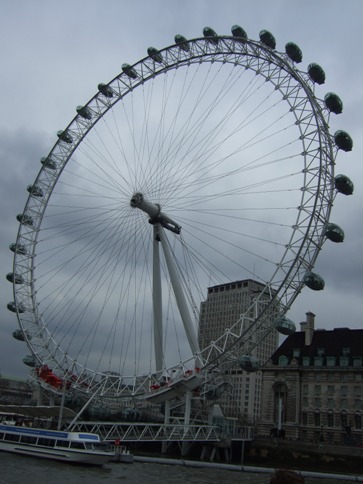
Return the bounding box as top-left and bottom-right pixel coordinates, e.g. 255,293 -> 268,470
334,130 -> 353,152
203,27 -> 219,45
324,223 -> 345,243
174,34 -> 190,52
9,243 -> 27,255
205,385 -> 221,400
334,174 -> 354,195
274,316 -> 296,336
27,184 -> 43,198
147,47 -> 163,63
6,272 -> 24,284
57,130 -> 73,144
76,105 -> 92,120
303,271 -> 325,291
40,156 -> 57,170
13,329 -> 30,341
308,63 -> 325,84
98,83 -> 113,98
259,30 -> 276,49
324,92 -> 343,114
285,42 -> 302,63
238,355 -> 261,372
122,64 -> 138,79
23,355 -> 36,367
231,25 -> 248,39
16,214 -> 34,226
7,301 -> 25,313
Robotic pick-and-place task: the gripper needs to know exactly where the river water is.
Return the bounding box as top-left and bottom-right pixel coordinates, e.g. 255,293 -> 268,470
0,453 -> 357,484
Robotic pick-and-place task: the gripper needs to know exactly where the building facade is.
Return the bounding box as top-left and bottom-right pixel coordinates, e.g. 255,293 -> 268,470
199,279 -> 279,422
259,312 -> 363,445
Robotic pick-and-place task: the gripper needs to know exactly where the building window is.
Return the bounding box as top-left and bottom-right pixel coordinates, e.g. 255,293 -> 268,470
314,385 -> 321,395
327,398 -> 334,410
315,398 -> 321,407
340,356 -> 349,367
341,399 -> 348,410
293,349 -> 300,358
278,355 -> 289,367
328,385 -> 335,395
341,386 -> 348,397
302,413 -> 308,425
314,357 -> 324,367
355,400 -> 362,411
341,411 -> 348,428
327,411 -> 334,427
314,411 -> 320,426
355,413 -> 362,429
303,384 -> 308,395
353,358 -> 362,367
327,357 -> 336,367
302,357 -> 310,367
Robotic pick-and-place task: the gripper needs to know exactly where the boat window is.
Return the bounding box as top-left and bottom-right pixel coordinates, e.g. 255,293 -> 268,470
56,439 -> 70,448
84,443 -> 94,450
0,432 -> 4,440
5,433 -> 21,442
70,442 -> 86,449
20,436 -> 37,444
38,437 -> 55,447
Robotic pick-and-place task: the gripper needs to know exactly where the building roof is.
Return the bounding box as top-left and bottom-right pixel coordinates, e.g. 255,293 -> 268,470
270,327 -> 363,365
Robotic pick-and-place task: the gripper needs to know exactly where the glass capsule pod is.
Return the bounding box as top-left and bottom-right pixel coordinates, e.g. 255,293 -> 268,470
285,42 -> 302,63
121,64 -> 138,79
308,63 -> 325,84
7,301 -> 25,313
16,214 -> 34,226
231,25 -> 248,39
324,223 -> 344,243
147,47 -> 163,63
303,271 -> 325,291
98,83 -> 113,98
40,156 -> 57,170
238,355 -> 261,372
334,174 -> 354,195
274,316 -> 296,335
23,355 -> 36,367
27,184 -> 44,198
334,130 -> 353,152
324,92 -> 343,114
12,329 -> 30,341
9,243 -> 27,255
203,26 -> 219,44
76,105 -> 92,120
259,30 -> 276,49
174,34 -> 190,52
57,130 -> 73,144
6,272 -> 24,284
205,384 -> 221,400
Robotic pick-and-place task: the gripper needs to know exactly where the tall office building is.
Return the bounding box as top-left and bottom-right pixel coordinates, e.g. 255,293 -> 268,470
199,279 -> 279,422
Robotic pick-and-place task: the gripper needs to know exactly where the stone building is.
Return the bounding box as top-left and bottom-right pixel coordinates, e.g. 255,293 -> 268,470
199,279 -> 279,421
259,312 -> 363,444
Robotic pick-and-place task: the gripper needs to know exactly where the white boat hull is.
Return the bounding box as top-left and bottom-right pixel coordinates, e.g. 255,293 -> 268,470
0,424 -> 114,466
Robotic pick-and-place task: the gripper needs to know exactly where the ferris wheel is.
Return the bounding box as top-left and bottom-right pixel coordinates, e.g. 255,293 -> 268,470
7,26 -> 354,399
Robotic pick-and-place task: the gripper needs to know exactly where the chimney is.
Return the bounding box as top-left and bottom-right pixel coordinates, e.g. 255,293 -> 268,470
304,311 -> 315,346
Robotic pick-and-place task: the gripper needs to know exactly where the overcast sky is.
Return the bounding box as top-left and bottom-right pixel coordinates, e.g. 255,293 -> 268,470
1,0 -> 363,380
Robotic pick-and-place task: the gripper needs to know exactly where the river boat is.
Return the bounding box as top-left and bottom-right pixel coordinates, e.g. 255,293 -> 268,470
0,422 -> 115,465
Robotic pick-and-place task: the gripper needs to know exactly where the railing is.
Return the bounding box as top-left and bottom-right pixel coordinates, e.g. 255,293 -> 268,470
69,421 -> 254,443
